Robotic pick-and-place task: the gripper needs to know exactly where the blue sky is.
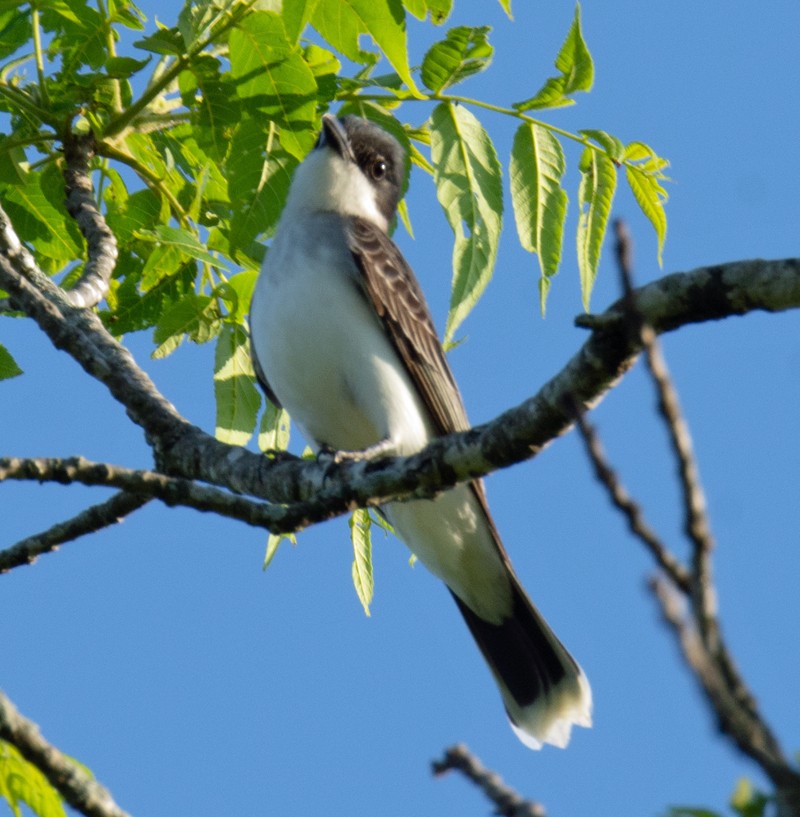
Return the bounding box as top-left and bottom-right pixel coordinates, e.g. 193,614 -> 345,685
3,2 -> 799,816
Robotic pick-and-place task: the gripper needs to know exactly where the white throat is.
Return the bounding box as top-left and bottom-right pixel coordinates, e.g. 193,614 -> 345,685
281,149 -> 389,232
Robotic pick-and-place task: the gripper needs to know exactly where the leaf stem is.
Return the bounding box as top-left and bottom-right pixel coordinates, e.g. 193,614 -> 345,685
343,89 -> 640,167
98,142 -> 189,226
103,0 -> 258,139
31,5 -> 49,108
0,82 -> 55,130
97,0 -> 124,113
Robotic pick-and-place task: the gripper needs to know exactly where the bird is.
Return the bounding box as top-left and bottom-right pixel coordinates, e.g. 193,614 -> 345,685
249,113 -> 592,749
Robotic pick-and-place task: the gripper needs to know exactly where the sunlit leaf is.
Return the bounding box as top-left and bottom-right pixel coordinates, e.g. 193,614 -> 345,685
421,25 -> 492,93
214,324 -> 262,446
152,293 -> 220,358
0,739 -> 68,817
228,11 -> 317,159
510,123 -> 568,313
226,118 -> 299,256
0,344 -> 22,380
258,398 -> 290,453
350,508 -> 374,616
311,0 -> 419,95
576,147 -> 616,310
624,141 -> 669,265
580,128 -> 624,162
513,4 -> 593,111
263,530 -> 296,570
429,102 -> 503,343
2,165 -> 84,267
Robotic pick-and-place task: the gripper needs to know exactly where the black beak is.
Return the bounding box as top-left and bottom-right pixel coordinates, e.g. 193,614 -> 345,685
319,114 -> 355,163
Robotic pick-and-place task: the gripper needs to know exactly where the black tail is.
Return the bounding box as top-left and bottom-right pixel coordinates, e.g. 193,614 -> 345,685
451,572 -> 591,749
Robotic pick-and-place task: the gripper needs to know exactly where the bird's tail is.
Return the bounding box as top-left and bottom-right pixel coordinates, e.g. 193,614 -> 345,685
450,571 -> 592,750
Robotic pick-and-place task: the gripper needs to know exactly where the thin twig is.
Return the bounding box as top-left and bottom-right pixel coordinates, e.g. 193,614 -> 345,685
0,490 -> 150,573
0,691 -> 134,817
432,744 -> 546,817
573,404 -> 690,591
614,218 -> 718,650
0,455 -> 294,534
649,576 -> 798,791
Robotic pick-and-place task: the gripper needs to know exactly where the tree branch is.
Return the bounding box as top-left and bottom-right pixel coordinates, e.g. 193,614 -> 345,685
0,490 -> 150,573
576,222 -> 800,815
60,131 -> 118,308
650,577 -> 800,797
1,205 -> 799,533
0,691 -> 133,817
573,406 -> 690,591
432,743 -> 545,817
0,455 -> 301,534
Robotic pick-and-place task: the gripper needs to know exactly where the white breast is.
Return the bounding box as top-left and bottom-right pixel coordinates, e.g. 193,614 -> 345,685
250,213 -> 432,456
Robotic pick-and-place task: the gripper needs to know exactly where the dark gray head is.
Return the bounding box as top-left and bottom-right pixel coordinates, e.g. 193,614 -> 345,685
316,114 -> 406,226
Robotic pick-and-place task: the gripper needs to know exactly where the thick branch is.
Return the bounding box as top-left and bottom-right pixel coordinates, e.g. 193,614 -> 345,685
0,691 -> 133,817
1,234 -> 799,530
0,490 -> 149,573
61,131 -> 118,308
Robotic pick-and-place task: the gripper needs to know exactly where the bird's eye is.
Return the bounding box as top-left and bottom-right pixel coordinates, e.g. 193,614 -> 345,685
370,159 -> 387,180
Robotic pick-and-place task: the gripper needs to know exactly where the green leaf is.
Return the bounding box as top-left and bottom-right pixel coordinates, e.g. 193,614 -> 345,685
421,26 -> 492,93
350,508 -> 374,616
580,128 -> 624,162
263,530 -> 296,570
216,270 -> 258,323
509,123 -> 568,313
429,102 -> 503,343
2,165 -> 84,268
258,399 -> 290,452
214,324 -> 262,446
730,778 -> 771,817
152,293 -> 220,359
41,0 -> 105,72
228,11 -> 317,159
303,42 -> 341,104
665,809 -> 722,817
181,55 -> 241,161
150,225 -> 225,268
513,4 -> 593,111
279,0 -> 317,43
576,147 -> 617,310
496,0 -> 512,17
624,141 -> 669,265
311,0 -> 419,95
0,9 -> 31,61
226,118 -> 299,255
0,344 -> 22,380
0,739 -> 68,817
134,27 -> 184,55
402,0 -> 451,24
102,263 -> 195,336
104,55 -> 150,79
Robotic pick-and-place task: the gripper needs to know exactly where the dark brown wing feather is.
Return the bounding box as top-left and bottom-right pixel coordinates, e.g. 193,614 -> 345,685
345,217 -> 506,544
345,216 -> 470,436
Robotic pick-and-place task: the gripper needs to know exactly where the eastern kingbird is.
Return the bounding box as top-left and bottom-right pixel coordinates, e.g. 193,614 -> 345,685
249,114 -> 592,749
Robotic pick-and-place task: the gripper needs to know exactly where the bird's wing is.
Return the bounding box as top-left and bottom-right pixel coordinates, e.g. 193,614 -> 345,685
345,216 -> 470,437
249,330 -> 282,409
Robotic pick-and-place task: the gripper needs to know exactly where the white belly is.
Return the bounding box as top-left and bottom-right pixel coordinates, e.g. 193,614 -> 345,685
250,215 -> 510,621
250,217 -> 431,456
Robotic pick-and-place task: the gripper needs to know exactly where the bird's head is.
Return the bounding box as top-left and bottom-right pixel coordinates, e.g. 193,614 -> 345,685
283,114 -> 406,233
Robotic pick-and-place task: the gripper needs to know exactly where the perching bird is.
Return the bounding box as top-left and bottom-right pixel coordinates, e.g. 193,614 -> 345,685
249,113 -> 592,749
